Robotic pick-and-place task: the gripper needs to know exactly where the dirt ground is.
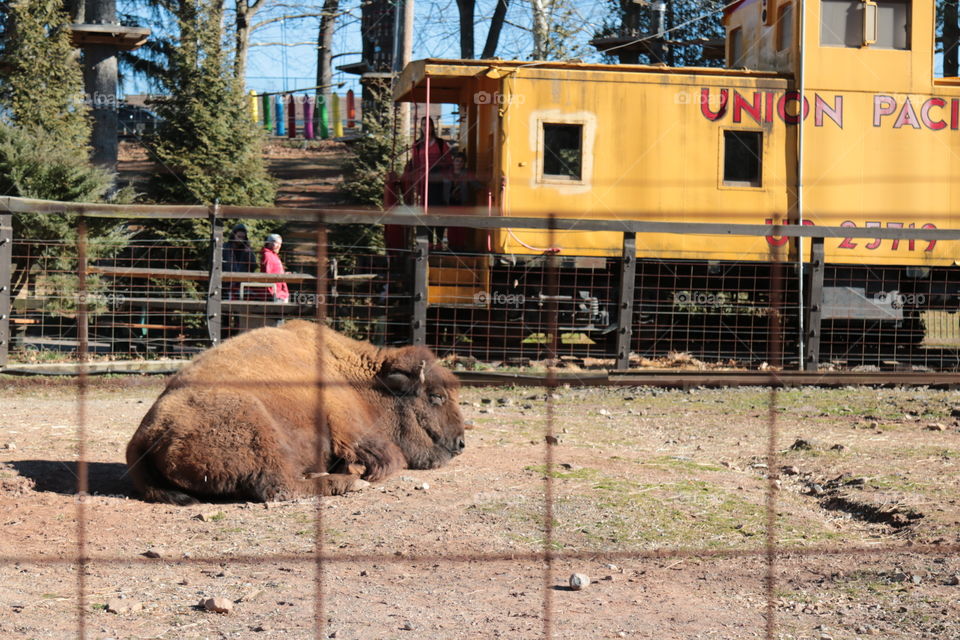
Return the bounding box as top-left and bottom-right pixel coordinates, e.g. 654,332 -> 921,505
1,376 -> 960,640
117,140 -> 347,209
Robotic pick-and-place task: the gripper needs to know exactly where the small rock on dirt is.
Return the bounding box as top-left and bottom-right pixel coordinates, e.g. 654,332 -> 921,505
201,597 -> 233,613
926,423 -> 947,431
789,438 -> 820,451
106,599 -> 142,614
807,483 -> 826,496
568,573 -> 590,590
946,575 -> 960,586
195,512 -> 225,522
142,549 -> 162,559
782,465 -> 800,476
238,588 -> 263,603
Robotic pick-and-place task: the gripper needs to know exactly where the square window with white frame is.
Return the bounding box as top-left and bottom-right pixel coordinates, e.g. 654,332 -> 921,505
723,130 -> 763,188
541,123 -> 583,181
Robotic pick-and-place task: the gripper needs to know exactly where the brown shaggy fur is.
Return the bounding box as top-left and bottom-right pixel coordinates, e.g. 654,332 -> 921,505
126,321 -> 465,504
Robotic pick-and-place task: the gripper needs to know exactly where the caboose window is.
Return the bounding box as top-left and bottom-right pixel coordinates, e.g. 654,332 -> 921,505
821,0 -> 861,48
723,131 -> 762,188
729,27 -> 744,66
777,3 -> 793,51
821,0 -> 910,49
875,0 -> 909,50
542,123 -> 582,180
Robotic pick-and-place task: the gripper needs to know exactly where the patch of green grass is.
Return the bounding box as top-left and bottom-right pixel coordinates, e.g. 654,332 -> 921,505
523,465 -> 600,480
867,474 -> 930,493
92,603 -> 108,611
643,455 -> 726,472
206,512 -> 226,522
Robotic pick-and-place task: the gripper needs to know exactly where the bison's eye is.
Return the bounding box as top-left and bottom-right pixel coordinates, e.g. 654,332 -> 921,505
429,393 -> 444,406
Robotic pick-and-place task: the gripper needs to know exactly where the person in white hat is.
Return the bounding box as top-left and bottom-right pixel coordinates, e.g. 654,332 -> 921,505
260,233 -> 289,303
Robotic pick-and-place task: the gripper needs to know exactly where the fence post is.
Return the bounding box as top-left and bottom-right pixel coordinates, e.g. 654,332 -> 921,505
0,212 -> 12,368
615,232 -> 637,370
206,208 -> 223,347
411,227 -> 429,346
804,237 -> 825,371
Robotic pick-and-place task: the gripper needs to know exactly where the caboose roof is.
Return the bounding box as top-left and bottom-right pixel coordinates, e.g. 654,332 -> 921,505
394,58 -> 789,103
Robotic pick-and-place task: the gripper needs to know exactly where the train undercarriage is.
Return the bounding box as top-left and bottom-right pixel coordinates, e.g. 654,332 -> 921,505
372,253 -> 960,368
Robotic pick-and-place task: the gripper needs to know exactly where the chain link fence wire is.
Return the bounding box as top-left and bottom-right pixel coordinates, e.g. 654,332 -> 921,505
2,209 -> 959,638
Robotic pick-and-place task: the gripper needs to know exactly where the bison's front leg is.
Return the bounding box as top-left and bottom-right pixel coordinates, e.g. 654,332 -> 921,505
301,472 -> 370,496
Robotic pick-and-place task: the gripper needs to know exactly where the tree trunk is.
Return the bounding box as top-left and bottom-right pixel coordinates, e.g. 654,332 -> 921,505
315,0 -> 339,135
480,0 -> 508,58
615,0 -> 641,64
456,0 -> 474,59
664,0 -> 674,66
234,0 -> 250,79
67,0 -> 84,22
316,0 -> 339,93
84,0 -> 118,171
530,0 -> 550,59
946,1 -> 959,77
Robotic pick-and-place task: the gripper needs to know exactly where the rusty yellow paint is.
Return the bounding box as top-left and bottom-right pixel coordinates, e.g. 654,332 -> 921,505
395,4 -> 960,267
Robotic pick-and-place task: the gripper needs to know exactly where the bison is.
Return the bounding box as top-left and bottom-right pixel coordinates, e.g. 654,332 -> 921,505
126,321 -> 465,504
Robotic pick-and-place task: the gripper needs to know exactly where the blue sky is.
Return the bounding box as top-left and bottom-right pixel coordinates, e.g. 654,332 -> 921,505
121,0 -> 610,98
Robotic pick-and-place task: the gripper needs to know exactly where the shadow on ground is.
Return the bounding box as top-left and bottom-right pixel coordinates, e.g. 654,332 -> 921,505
9,460 -> 132,497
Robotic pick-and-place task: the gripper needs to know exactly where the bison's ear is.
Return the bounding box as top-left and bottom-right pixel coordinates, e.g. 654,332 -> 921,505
378,348 -> 435,396
380,369 -> 418,395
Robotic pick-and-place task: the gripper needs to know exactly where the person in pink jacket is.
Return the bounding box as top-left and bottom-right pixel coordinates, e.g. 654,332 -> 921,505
260,234 -> 290,303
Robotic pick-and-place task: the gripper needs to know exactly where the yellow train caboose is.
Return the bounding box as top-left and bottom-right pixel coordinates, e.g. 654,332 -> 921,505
389,1 -> 960,360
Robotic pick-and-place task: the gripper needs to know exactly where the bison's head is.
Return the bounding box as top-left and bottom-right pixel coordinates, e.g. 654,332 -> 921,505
378,346 -> 465,469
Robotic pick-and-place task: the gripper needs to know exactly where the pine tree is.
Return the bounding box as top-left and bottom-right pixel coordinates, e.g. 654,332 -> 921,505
0,0 -> 90,152
0,0 -> 125,310
148,0 -> 276,207
596,0 -> 726,67
340,86 -> 400,208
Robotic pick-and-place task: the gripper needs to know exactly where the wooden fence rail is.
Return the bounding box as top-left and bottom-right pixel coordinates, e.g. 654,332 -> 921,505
3,196 -> 960,371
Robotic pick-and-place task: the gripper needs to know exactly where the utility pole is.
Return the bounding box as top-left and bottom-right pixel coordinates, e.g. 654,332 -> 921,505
398,0 -> 414,141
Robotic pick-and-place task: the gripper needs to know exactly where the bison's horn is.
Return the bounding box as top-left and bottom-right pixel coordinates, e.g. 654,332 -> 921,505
419,360 -> 426,384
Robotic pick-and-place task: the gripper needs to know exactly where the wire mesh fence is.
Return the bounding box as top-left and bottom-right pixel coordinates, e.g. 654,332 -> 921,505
2,201 -> 960,637
6,205 -> 960,372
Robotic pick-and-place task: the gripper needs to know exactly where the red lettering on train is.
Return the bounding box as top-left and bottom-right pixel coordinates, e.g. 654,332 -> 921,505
765,219 -> 936,252
874,95 -> 897,127
814,94 -> 843,128
701,88 -> 728,120
893,98 -> 922,129
921,98 -> 947,130
733,91 -> 762,124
